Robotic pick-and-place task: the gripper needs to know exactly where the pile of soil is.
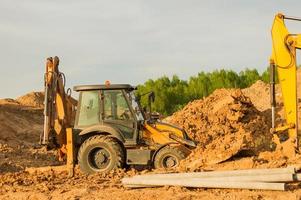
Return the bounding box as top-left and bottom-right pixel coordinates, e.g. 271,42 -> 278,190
0,95 -> 59,173
242,80 -> 284,122
16,92 -> 44,108
242,80 -> 271,112
0,98 -> 19,106
167,89 -> 275,171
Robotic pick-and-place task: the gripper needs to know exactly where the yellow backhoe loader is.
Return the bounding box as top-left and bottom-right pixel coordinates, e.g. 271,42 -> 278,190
41,13 -> 301,176
270,13 -> 301,154
41,57 -> 196,175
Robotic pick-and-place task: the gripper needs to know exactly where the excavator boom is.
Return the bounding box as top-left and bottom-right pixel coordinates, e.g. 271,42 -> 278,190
270,13 -> 301,148
41,56 -> 77,159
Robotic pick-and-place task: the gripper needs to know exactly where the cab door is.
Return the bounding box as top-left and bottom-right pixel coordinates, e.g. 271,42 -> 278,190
102,90 -> 138,144
75,90 -> 101,127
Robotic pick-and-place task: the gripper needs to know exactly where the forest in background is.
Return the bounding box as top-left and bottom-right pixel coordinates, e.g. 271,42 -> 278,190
137,68 -> 272,116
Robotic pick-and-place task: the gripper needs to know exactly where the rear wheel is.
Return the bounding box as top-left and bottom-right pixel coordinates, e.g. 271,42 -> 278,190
78,135 -> 125,174
154,146 -> 186,169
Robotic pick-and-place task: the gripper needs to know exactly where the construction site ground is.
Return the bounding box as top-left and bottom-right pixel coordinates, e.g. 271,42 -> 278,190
2,73 -> 301,199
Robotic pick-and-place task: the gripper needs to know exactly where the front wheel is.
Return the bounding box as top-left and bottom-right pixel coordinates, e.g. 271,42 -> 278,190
77,135 -> 125,174
154,146 -> 186,169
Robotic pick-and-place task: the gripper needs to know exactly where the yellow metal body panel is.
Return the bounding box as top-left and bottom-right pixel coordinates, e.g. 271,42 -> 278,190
142,122 -> 185,146
271,13 -> 298,140
56,93 -> 66,121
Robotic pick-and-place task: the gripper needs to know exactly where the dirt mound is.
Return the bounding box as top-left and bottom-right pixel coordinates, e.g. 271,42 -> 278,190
0,98 -> 19,106
0,99 -> 59,173
242,80 -> 270,112
242,80 -> 283,112
167,89 -> 274,171
16,92 -> 44,108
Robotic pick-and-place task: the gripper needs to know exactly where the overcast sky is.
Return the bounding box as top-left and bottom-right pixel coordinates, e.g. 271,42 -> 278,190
1,0 -> 301,98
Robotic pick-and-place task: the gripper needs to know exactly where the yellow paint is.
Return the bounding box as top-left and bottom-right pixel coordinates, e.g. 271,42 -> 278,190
155,123 -> 184,138
274,123 -> 295,133
270,13 -> 299,141
143,122 -> 185,145
56,93 -> 66,120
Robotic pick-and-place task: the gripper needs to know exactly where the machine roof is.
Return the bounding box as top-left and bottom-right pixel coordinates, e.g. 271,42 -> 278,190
73,84 -> 136,91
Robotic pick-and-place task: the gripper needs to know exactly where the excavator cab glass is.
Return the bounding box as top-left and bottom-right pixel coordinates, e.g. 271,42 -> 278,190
102,89 -> 138,140
127,91 -> 144,121
77,91 -> 100,126
103,90 -> 133,120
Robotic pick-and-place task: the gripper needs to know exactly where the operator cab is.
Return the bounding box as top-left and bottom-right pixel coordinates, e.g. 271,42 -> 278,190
73,84 -> 144,146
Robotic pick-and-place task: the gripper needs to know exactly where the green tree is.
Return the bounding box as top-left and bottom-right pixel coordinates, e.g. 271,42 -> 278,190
137,67 -> 272,116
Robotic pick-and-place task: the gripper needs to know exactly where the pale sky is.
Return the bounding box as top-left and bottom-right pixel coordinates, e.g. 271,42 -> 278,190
1,0 -> 301,98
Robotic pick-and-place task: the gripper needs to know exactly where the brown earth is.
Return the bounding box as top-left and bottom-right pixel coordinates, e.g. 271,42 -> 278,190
1,80 -> 301,199
169,89 -> 275,171
167,85 -> 300,172
16,92 -> 44,108
242,80 -> 271,112
0,100 -> 61,174
2,168 -> 301,200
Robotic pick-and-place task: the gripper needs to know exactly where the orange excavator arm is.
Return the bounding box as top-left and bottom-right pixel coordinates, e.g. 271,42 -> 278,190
41,56 -> 77,160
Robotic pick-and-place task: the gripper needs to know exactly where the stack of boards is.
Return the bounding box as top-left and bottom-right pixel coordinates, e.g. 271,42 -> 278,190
122,166 -> 301,191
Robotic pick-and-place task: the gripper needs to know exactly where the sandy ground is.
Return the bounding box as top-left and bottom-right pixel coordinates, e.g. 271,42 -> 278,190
1,81 -> 301,200
2,169 -> 301,200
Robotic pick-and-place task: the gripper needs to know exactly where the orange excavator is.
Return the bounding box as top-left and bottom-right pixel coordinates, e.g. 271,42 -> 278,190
42,57 -> 78,175
41,56 -> 196,175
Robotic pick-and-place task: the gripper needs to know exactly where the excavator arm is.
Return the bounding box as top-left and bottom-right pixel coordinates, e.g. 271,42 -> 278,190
270,13 -> 301,149
41,56 -> 77,161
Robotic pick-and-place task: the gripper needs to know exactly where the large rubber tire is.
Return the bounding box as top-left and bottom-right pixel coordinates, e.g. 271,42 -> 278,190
154,146 -> 186,169
78,135 -> 125,174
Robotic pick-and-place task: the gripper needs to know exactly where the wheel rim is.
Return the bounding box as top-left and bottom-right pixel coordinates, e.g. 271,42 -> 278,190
88,147 -> 111,170
162,155 -> 178,168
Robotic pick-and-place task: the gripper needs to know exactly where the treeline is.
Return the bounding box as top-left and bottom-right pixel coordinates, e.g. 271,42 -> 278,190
137,68 -> 272,116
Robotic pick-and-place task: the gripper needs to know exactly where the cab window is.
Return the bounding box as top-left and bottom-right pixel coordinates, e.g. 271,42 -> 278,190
78,91 -> 100,126
104,90 -> 133,120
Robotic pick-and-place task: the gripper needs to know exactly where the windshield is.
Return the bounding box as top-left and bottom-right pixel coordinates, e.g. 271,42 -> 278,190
127,91 -> 144,121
